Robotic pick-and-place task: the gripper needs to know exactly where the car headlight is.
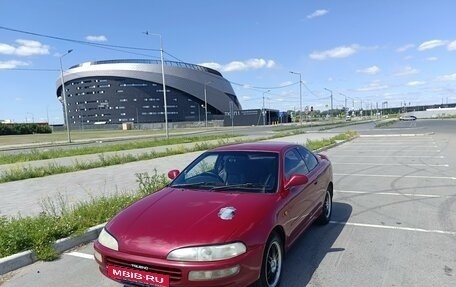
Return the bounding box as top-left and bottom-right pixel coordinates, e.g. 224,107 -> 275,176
167,242 -> 246,261
97,228 -> 119,251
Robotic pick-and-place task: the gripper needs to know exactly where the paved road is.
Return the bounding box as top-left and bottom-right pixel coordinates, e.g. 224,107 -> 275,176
2,119 -> 455,287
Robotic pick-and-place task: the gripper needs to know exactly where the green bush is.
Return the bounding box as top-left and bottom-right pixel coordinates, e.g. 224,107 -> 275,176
0,123 -> 51,135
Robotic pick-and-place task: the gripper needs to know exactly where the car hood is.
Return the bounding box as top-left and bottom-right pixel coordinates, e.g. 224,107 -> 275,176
107,187 -> 277,258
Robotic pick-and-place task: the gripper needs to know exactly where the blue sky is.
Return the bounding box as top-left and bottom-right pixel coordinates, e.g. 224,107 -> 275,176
1,0 -> 456,123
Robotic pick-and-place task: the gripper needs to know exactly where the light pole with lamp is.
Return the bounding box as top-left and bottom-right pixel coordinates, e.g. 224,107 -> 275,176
204,81 -> 212,128
289,71 -> 302,125
262,90 -> 270,126
59,49 -> 73,143
143,31 -> 169,139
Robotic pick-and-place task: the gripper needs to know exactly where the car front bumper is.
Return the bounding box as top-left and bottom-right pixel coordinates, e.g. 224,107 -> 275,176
93,240 -> 263,287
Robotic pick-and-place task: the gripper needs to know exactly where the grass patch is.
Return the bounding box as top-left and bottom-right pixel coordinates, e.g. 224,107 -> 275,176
0,138 -> 238,183
0,130 -> 358,184
375,119 -> 398,128
0,171 -> 169,260
0,134 -> 239,165
304,131 -> 358,150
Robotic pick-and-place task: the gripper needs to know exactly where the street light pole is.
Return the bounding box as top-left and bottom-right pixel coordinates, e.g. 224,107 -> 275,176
262,90 -> 270,126
59,49 -> 73,143
290,71 -> 302,125
144,31 -> 169,139
204,81 -> 212,128
324,88 -> 333,119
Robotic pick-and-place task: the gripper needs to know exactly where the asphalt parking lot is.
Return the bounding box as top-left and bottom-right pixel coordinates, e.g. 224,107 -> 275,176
1,119 -> 455,287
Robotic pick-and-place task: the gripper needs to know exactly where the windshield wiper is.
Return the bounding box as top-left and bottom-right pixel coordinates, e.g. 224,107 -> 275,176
171,182 -> 213,188
211,183 -> 264,191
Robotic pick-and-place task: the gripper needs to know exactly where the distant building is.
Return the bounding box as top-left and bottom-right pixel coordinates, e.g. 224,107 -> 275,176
56,59 -> 241,127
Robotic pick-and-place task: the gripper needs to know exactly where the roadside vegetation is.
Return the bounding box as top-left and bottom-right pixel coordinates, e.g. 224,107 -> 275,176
0,131 -> 357,261
0,123 -> 51,135
0,134 -> 239,165
0,129 -> 356,184
0,171 -> 169,260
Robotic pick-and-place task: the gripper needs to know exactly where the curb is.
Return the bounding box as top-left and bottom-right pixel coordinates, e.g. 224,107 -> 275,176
0,223 -> 105,275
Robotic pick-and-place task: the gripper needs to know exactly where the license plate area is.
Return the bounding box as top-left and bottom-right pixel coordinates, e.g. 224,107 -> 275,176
107,265 -> 170,287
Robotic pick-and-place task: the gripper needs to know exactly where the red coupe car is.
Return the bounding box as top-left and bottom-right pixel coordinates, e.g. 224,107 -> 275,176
94,141 -> 333,287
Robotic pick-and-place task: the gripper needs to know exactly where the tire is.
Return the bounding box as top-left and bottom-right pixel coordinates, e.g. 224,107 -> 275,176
255,233 -> 283,287
316,187 -> 332,225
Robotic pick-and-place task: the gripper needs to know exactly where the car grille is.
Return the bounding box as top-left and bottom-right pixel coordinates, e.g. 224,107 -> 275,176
106,256 -> 182,282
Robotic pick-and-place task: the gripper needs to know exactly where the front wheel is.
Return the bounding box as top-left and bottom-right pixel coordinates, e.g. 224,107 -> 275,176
255,234 -> 283,287
317,187 -> 332,225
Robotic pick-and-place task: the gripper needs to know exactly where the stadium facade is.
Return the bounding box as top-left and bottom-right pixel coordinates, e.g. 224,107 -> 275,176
56,59 -> 241,127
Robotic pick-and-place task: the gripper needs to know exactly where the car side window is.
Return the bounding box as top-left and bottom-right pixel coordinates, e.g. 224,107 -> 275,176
297,146 -> 318,172
284,149 -> 309,180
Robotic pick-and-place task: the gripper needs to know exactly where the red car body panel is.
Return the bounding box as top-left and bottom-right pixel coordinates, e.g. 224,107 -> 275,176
94,141 -> 333,287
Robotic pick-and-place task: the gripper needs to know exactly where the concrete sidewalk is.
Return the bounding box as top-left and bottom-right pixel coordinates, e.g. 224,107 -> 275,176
0,132 -> 338,217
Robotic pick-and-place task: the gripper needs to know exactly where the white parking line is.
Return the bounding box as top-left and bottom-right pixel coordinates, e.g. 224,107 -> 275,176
349,144 -> 438,148
334,173 -> 456,180
336,190 -> 441,198
330,221 -> 456,236
330,155 -> 444,158
333,163 -> 449,167
336,149 -> 441,152
66,251 -> 94,260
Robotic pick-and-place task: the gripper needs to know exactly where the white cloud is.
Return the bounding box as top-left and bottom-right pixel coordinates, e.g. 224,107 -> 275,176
357,81 -> 388,92
0,60 -> 29,69
395,66 -> 419,76
396,44 -> 415,52
309,44 -> 359,60
357,65 -> 380,75
86,35 -> 108,42
307,9 -> 329,19
426,57 -> 438,61
0,43 -> 15,54
0,39 -> 50,56
417,40 -> 447,51
448,40 -> 456,51
435,73 -> 456,81
407,81 -> 426,86
280,81 -> 293,86
199,58 -> 276,72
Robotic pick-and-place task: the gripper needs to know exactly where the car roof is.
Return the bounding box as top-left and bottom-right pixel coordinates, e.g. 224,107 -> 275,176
211,141 -> 298,153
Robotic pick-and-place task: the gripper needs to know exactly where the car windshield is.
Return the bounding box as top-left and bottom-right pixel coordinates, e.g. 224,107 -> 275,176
170,151 -> 279,193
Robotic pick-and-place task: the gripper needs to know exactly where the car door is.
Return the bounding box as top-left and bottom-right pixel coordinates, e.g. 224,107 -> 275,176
297,146 -> 325,218
282,148 -> 317,243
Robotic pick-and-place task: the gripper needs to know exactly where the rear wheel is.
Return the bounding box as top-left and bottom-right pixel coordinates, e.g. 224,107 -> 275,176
317,187 -> 332,225
255,233 -> 283,287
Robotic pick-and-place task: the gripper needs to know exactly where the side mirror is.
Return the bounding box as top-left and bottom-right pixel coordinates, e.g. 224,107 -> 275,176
284,174 -> 309,190
167,169 -> 180,180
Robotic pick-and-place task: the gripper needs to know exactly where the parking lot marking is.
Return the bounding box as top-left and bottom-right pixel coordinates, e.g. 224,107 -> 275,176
329,221 -> 456,236
335,173 -> 456,180
333,163 -> 449,167
66,251 -> 94,260
336,149 -> 441,153
348,144 -> 438,148
330,155 -> 444,158
336,190 -> 441,198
